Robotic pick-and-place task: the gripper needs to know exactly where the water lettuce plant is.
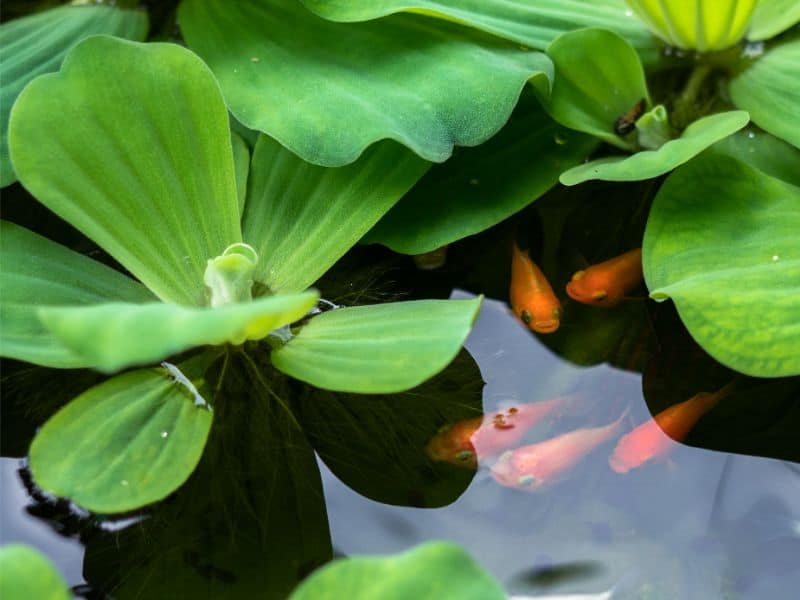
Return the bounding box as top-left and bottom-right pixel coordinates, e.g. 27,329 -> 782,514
2,35 -> 480,513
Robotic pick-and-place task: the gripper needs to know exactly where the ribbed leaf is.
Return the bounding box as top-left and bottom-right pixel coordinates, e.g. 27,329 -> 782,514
624,0 -> 756,51
301,0 -> 660,64
243,136 -> 430,292
273,298 -> 481,393
364,93 -> 598,254
560,111 -> 749,185
729,39 -> 800,149
643,152 -> 800,377
29,358 -> 215,513
178,0 -> 552,166
0,3 -> 148,186
232,132 -> 250,216
39,291 -> 319,373
0,221 -> 154,368
290,542 -> 505,600
544,28 -> 650,150
0,545 -> 70,600
748,0 -> 800,39
9,36 -> 241,306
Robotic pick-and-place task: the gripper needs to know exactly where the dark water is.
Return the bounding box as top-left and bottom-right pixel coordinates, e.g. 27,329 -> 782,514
2,290 -> 799,599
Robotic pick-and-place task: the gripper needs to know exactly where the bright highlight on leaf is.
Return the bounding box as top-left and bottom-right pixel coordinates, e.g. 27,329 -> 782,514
560,110 -> 749,185
643,151 -> 800,377
9,35 -> 241,306
289,541 -> 505,600
272,298 -> 482,393
38,291 -> 319,373
0,3 -> 148,186
178,0 -> 552,166
624,0 -> 757,51
29,359 -> 216,513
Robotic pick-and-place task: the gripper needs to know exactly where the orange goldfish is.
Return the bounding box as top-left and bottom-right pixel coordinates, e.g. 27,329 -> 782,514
609,382 -> 735,474
491,410 -> 628,490
566,248 -> 643,307
510,242 -> 562,333
425,396 -> 576,469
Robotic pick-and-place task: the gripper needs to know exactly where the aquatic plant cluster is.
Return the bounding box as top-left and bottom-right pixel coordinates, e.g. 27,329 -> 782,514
0,0 -> 798,597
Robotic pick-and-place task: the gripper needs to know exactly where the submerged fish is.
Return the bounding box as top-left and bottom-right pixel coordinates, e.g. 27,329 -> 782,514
566,248 -> 643,308
425,396 -> 576,469
510,242 -> 562,334
492,410 -> 628,490
609,381 -> 735,474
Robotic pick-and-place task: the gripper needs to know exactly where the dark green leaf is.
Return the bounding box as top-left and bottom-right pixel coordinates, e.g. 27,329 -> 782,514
293,349 -> 483,507
300,0 -> 660,64
364,93 -> 598,254
178,0 -> 552,166
0,3 -> 148,186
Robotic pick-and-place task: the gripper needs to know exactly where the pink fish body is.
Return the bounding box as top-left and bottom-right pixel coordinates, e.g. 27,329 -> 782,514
491,410 -> 627,490
609,382 -> 735,474
425,395 -> 576,469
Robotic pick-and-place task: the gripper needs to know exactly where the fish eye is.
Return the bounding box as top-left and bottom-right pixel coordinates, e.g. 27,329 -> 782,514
520,309 -> 532,324
455,450 -> 474,462
518,474 -> 537,487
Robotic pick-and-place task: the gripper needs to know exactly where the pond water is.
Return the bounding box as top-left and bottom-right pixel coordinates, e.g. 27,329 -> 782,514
1,285 -> 798,599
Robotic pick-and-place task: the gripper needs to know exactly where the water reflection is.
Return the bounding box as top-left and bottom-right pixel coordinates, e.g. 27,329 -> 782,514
322,292 -> 800,598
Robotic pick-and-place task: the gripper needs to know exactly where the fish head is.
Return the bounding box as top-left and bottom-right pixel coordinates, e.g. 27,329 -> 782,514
424,420 -> 479,468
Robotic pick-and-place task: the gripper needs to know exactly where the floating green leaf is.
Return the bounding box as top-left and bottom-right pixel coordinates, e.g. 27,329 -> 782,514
713,129 -> 800,187
0,545 -> 70,600
643,152 -> 800,377
543,28 -> 650,150
243,136 -> 429,292
39,291 -> 319,373
0,3 -> 148,186
748,0 -> 800,40
290,542 -> 505,600
29,359 -> 216,513
273,298 -> 481,393
364,93 -> 598,254
729,39 -> 800,150
301,0 -> 660,64
9,35 -> 241,306
178,0 -> 552,166
560,111 -> 749,185
0,221 -> 154,368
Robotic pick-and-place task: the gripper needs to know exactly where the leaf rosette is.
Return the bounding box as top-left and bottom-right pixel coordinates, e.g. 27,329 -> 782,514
3,36 -> 481,512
